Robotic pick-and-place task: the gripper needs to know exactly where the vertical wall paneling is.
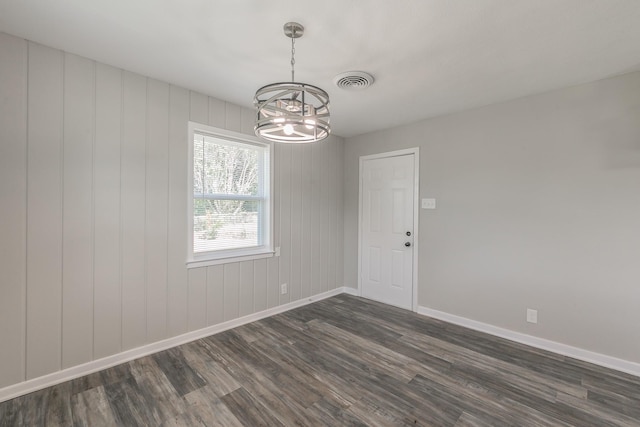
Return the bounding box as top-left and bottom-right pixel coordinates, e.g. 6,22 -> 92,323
310,143 -> 322,295
208,98 -> 225,128
26,42 -> 64,379
238,260 -> 255,317
187,267 -> 207,331
186,91 -> 208,330
223,263 -> 240,321
189,91 -> 208,124
93,63 -> 122,359
253,259 -> 267,312
0,34 -> 27,387
240,107 -> 254,135
278,144 -> 292,305
300,144 -> 313,299
224,103 -> 241,132
206,265 -> 224,326
62,53 -> 95,368
267,143 -> 282,309
327,139 -> 337,289
121,71 -> 147,350
266,256 -> 280,310
167,85 -> 189,337
320,141 -> 330,292
289,146 -> 303,301
145,79 -> 170,343
336,140 -> 345,288
0,34 -> 346,393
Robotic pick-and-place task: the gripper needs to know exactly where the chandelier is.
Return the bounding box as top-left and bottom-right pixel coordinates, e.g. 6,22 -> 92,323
254,22 -> 330,143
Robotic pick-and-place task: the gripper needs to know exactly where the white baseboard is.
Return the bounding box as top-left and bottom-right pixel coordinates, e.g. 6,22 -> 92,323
417,306 -> 640,378
4,289 -> 638,403
0,287 -> 347,403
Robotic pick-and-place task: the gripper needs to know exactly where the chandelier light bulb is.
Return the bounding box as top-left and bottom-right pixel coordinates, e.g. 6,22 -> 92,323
283,124 -> 294,135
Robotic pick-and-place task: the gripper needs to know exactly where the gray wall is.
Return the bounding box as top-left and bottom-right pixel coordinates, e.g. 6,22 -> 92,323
0,32 -> 344,389
344,71 -> 640,364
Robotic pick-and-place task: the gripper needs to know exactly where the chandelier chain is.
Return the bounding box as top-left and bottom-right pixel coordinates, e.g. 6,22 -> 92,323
290,31 -> 296,82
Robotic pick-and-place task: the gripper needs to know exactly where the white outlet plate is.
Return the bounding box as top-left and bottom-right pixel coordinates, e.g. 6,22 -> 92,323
527,308 -> 538,324
280,283 -> 287,295
421,198 -> 436,209
275,247 -> 281,257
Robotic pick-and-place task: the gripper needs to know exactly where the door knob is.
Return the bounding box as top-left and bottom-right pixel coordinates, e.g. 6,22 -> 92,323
405,242 -> 411,247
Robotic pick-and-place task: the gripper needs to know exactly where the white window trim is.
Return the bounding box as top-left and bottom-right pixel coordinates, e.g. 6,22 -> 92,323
187,122 -> 274,268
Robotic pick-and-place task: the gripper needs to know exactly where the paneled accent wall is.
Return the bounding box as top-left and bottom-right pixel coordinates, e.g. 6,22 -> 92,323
0,32 -> 345,390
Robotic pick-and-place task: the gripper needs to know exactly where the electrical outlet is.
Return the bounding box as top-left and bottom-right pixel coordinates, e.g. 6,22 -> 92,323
275,246 -> 281,257
280,283 -> 288,295
526,308 -> 538,324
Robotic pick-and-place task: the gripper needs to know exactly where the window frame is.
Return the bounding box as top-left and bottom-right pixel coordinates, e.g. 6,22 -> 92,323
187,121 -> 274,268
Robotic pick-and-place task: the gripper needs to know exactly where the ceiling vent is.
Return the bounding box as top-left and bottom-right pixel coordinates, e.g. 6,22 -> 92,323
333,71 -> 374,90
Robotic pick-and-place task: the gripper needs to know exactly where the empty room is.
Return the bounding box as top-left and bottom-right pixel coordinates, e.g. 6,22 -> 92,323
1,1 -> 640,425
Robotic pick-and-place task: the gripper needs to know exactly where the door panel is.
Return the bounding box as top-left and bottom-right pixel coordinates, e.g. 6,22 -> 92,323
361,154 -> 414,310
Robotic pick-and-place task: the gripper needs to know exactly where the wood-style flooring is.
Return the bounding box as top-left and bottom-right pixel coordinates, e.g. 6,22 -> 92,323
2,294 -> 640,426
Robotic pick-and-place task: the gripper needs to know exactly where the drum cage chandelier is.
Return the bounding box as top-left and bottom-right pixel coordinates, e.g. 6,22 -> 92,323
254,22 -> 330,143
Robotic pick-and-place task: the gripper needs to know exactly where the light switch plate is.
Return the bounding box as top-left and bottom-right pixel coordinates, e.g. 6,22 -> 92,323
421,198 -> 436,209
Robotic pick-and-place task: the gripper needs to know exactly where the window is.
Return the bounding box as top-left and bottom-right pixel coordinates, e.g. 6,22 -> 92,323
188,122 -> 273,267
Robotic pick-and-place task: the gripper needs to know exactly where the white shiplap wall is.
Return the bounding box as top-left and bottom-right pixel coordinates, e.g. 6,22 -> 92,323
0,32 -> 345,390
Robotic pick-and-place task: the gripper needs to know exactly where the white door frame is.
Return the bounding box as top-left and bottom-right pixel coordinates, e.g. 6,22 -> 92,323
358,148 -> 420,312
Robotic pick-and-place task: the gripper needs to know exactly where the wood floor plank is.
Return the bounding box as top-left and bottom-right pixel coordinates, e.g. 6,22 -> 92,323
2,294 -> 640,426
152,347 -> 207,397
180,341 -> 241,397
129,355 -> 187,421
399,329 -> 587,402
42,382 -> 73,427
454,411 -> 498,427
103,375 -> 162,426
70,386 -> 118,427
585,388 -> 640,419
409,371 -> 574,427
220,387 -> 285,427
183,387 -> 244,427
307,397 -> 369,427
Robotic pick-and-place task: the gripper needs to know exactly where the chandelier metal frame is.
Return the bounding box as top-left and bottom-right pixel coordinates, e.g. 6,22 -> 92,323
254,22 -> 331,143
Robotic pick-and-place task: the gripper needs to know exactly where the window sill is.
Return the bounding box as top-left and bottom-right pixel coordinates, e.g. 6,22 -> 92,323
186,249 -> 275,269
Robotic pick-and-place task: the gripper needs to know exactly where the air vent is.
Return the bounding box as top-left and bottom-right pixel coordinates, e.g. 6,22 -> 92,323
333,71 -> 374,90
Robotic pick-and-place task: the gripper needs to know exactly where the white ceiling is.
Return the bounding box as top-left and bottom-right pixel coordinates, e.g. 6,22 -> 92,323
1,0 -> 640,138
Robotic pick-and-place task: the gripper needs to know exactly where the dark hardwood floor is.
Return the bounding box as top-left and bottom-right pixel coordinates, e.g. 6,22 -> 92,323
2,294 -> 640,426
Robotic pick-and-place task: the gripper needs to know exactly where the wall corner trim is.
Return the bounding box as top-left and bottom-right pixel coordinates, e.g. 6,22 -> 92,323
417,306 -> 640,378
0,287 -> 348,403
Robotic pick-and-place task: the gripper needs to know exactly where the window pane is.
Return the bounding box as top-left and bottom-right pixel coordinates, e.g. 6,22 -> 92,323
193,136 -> 204,195
193,199 -> 259,253
189,123 -> 270,263
202,135 -> 259,196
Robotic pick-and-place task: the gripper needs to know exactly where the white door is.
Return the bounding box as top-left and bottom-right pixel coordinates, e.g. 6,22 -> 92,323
360,152 -> 416,310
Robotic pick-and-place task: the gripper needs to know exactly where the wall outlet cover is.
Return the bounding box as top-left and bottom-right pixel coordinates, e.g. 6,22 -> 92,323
421,198 -> 436,209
